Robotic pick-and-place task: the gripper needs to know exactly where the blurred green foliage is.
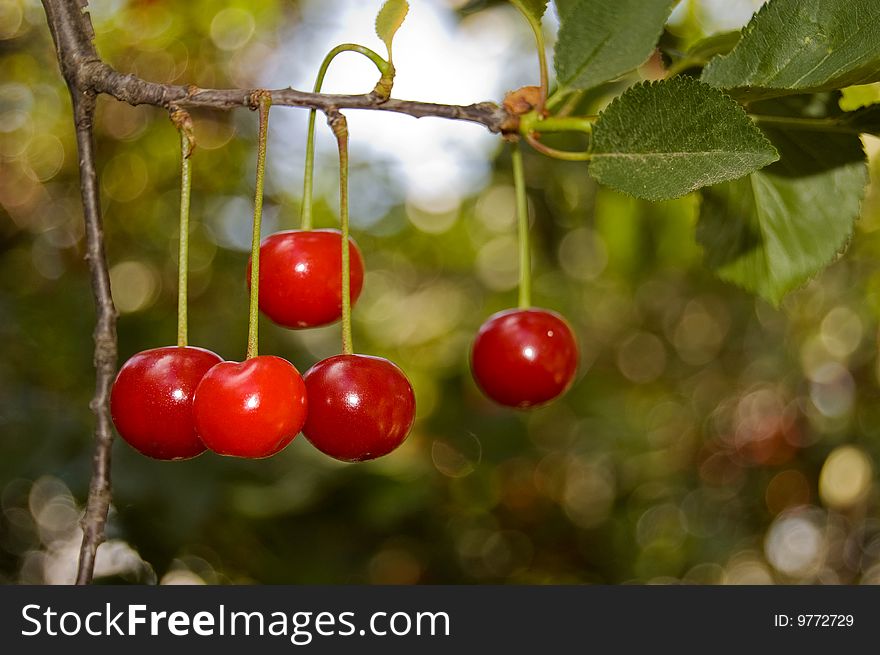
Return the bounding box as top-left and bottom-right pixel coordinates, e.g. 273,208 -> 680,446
2,0 -> 880,585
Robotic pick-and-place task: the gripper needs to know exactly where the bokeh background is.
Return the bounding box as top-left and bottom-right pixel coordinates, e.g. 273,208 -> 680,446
3,0 -> 880,584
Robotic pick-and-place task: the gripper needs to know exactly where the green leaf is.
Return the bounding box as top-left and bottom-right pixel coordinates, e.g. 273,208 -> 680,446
510,0 -> 548,21
698,126 -> 867,304
553,0 -> 576,19
375,0 -> 409,60
554,0 -> 677,91
589,77 -> 779,201
702,0 -> 880,100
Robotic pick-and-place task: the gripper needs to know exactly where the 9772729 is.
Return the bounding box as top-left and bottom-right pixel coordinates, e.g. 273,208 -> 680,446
773,614 -> 854,628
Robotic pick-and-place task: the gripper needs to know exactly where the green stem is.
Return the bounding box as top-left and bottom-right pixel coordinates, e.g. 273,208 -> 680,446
554,89 -> 586,117
247,92 -> 271,360
330,112 -> 354,355
513,5 -> 549,115
520,111 -> 595,136
545,86 -> 570,111
177,129 -> 191,348
511,141 -> 531,309
300,44 -> 390,231
524,133 -> 592,161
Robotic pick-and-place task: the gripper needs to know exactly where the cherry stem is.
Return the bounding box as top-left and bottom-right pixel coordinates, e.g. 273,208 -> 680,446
329,110 -> 354,356
300,44 -> 391,231
247,92 -> 272,360
171,109 -> 195,348
511,140 -> 531,309
520,112 -> 595,135
513,4 -> 548,116
177,131 -> 190,347
545,86 -> 570,112
524,133 -> 592,161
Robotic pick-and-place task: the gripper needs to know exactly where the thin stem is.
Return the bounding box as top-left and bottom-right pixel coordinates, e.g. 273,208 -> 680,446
524,133 -> 592,161
176,128 -> 192,347
301,44 -> 390,231
330,111 -> 354,356
555,90 -> 586,117
520,112 -> 595,135
247,92 -> 271,360
300,110 -> 317,231
514,6 -> 549,115
545,86 -> 570,111
511,141 -> 531,309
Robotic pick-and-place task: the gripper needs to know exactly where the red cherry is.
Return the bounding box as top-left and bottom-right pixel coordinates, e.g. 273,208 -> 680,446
247,229 -> 365,329
192,355 -> 307,458
471,308 -> 578,408
110,346 -> 223,460
302,354 -> 415,462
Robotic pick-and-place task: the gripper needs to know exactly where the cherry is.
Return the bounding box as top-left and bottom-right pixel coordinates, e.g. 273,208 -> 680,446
110,346 -> 223,460
247,229 -> 365,329
192,355 -> 308,458
471,308 -> 578,408
302,354 -> 415,462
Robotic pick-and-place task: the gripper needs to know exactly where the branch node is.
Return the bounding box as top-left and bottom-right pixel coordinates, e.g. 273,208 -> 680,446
248,89 -> 271,110
170,106 -> 196,158
327,109 -> 348,139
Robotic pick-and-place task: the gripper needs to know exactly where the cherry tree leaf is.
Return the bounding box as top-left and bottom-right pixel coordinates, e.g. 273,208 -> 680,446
375,0 -> 409,60
589,77 -> 779,201
698,126 -> 867,305
554,0 -> 677,91
702,0 -> 880,100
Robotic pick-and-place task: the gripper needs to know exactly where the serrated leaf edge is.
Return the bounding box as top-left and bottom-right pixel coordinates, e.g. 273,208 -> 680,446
588,77 -> 780,201
700,0 -> 773,89
699,142 -> 868,306
375,0 -> 409,55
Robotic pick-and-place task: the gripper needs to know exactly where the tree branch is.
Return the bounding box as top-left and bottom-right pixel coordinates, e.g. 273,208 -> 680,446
40,0 -> 514,585
42,0 -> 512,132
43,0 -> 118,586
71,87 -> 117,586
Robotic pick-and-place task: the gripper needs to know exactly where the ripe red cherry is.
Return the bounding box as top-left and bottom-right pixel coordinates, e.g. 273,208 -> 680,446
110,346 -> 223,460
302,354 -> 415,462
247,229 -> 365,329
192,355 -> 307,458
471,308 -> 578,408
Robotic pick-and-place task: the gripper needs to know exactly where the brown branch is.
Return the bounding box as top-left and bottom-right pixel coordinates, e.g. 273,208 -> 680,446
39,0 -> 514,585
72,88 -> 117,586
42,0 -> 117,585
41,0 -> 511,132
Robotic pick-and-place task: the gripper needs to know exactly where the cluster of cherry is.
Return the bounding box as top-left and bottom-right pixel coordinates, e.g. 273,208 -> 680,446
110,83 -> 579,466
110,226 -> 411,462
110,224 -> 579,463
